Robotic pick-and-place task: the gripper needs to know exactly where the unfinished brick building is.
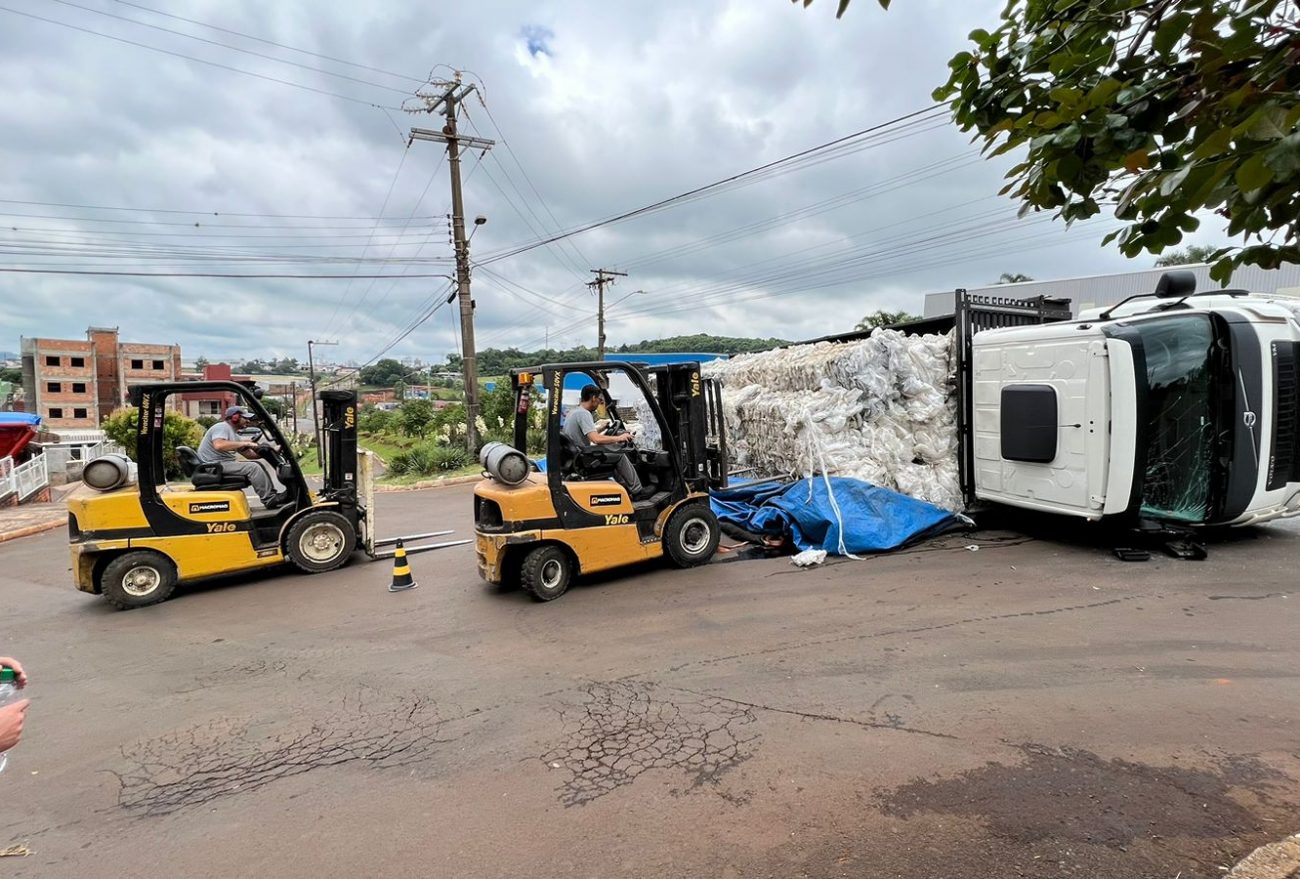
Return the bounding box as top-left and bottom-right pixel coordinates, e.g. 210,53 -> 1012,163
21,327 -> 182,429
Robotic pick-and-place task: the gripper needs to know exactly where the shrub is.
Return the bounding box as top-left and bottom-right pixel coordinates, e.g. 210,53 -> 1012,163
359,406 -> 394,434
102,406 -> 204,478
398,399 -> 435,437
386,443 -> 469,476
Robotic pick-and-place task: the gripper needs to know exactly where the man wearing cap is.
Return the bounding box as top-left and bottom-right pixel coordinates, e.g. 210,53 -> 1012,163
196,405 -> 289,508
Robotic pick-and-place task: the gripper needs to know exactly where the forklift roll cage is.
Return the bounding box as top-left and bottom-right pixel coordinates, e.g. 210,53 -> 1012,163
510,360 -> 728,495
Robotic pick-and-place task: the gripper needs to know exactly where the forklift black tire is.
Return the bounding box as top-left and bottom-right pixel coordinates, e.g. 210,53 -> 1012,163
285,510 -> 356,574
520,544 -> 573,601
663,504 -> 720,568
100,550 -> 178,610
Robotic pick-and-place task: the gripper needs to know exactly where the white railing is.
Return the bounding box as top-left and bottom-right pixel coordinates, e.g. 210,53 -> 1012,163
71,439 -> 125,461
0,454 -> 49,502
53,429 -> 106,445
15,454 -> 47,501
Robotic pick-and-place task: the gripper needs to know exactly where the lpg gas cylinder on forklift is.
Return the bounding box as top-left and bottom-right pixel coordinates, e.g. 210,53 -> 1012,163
67,381 -> 466,609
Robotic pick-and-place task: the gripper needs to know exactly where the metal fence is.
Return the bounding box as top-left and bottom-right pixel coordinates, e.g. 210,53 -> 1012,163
0,453 -> 49,502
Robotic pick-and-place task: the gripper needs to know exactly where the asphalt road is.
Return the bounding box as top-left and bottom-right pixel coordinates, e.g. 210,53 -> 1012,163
1,485 -> 1297,878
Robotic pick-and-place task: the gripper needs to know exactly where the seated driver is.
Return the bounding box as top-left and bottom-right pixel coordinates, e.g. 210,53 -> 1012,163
196,405 -> 289,509
563,384 -> 649,499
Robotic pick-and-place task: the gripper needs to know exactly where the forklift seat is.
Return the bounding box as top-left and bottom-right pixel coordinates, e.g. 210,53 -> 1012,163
175,445 -> 252,492
559,433 -> 623,481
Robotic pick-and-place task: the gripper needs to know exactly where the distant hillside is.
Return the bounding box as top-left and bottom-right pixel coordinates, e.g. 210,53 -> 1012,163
614,334 -> 788,355
468,334 -> 788,376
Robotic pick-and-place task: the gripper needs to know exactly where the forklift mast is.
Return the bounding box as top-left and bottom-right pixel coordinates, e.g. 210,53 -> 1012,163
319,390 -> 360,521
646,363 -> 727,491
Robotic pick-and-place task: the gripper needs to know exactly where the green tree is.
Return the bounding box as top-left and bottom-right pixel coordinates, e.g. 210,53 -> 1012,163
398,399 -> 435,437
194,356 -> 209,370
807,0 -> 1300,282
102,407 -> 203,478
0,367 -> 21,384
260,397 -> 286,419
854,309 -> 920,331
358,406 -> 395,435
392,379 -> 406,402
358,358 -> 409,387
1154,244 -> 1222,267
996,272 -> 1034,284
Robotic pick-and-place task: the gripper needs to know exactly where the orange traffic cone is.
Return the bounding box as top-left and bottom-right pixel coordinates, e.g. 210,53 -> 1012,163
388,539 -> 418,592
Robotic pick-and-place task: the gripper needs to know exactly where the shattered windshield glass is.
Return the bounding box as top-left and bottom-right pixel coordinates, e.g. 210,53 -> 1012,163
1134,315 -> 1218,523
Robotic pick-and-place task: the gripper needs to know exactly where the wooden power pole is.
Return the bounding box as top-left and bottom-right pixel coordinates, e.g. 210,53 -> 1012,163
589,269 -> 627,361
409,74 -> 495,453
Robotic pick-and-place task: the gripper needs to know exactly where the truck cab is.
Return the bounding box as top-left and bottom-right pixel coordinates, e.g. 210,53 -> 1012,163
969,273 -> 1300,527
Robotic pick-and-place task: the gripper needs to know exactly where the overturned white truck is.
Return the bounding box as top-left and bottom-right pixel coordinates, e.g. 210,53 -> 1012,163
705,271 -> 1300,528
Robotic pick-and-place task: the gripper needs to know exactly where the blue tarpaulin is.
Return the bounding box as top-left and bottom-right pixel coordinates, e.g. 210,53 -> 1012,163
0,413 -> 41,426
710,477 -> 963,555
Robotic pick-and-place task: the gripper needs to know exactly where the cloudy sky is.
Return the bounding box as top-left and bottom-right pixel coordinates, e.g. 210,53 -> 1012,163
0,0 -> 1221,365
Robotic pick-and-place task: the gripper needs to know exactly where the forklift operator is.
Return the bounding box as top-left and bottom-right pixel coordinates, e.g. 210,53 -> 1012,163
197,406 -> 289,509
563,384 -> 647,499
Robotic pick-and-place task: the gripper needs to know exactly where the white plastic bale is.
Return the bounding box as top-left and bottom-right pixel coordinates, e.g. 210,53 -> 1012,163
704,328 -> 962,509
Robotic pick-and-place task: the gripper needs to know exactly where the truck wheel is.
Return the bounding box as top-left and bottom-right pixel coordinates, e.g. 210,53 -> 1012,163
520,545 -> 573,601
286,510 -> 356,574
663,505 -> 720,568
100,551 -> 178,610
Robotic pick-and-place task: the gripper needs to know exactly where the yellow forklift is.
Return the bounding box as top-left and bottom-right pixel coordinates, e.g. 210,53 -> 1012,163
68,381 -> 465,609
474,360 -> 729,601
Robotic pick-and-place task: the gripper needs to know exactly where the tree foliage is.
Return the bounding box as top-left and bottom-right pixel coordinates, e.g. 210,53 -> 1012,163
102,406 -> 203,478
1154,244 -> 1222,266
854,309 -> 920,331
466,335 -> 789,377
996,272 -> 1035,284
815,0 -> 1300,283
358,358 -> 413,387
397,399 -> 435,438
237,357 -> 303,375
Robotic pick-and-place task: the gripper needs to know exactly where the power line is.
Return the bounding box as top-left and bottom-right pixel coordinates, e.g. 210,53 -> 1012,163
45,0 -> 413,95
477,99 -> 593,271
0,197 -> 443,220
474,105 -> 947,265
0,210 -> 448,230
320,145 -> 412,336
109,0 -> 427,85
0,267 -> 455,278
0,4 -> 400,109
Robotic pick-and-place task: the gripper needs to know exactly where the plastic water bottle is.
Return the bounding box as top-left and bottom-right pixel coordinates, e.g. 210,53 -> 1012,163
0,668 -> 20,773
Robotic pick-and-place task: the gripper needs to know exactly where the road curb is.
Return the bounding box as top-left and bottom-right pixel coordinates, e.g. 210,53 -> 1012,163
0,516 -> 66,544
375,474 -> 482,493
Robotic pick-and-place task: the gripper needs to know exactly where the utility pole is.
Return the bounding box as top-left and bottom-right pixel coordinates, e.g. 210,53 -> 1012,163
307,339 -> 337,466
409,73 -> 495,454
588,269 -> 628,360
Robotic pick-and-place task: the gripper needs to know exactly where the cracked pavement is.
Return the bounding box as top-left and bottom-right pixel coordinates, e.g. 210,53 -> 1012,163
1,484 -> 1298,878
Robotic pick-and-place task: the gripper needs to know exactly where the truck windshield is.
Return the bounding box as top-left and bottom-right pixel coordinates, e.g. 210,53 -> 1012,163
1133,314 -> 1219,523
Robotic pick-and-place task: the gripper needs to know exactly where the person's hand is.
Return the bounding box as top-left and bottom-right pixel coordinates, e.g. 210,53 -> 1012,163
0,658 -> 26,688
619,433 -> 634,443
0,700 -> 29,752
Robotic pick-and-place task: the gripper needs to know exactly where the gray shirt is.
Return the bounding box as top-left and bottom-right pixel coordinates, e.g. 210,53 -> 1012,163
197,420 -> 242,463
562,406 -> 597,449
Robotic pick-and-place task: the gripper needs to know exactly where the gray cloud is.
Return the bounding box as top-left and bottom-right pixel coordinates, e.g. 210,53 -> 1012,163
0,0 -> 1203,366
